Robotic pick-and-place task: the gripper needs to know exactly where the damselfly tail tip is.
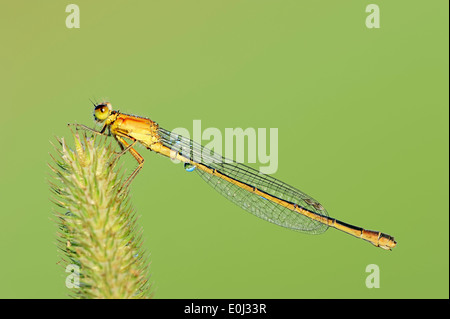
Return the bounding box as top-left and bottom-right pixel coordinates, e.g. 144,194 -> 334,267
377,233 -> 396,250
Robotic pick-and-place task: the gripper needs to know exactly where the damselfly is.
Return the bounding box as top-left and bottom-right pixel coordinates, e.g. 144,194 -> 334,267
70,102 -> 397,250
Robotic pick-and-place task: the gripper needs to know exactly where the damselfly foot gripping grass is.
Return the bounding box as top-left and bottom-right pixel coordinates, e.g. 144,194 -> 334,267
70,102 -> 397,250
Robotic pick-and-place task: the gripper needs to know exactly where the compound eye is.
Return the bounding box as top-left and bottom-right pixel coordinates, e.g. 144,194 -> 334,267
93,103 -> 112,122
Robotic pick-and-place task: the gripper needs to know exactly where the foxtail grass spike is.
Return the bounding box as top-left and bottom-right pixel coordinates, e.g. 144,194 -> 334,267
49,132 -> 151,299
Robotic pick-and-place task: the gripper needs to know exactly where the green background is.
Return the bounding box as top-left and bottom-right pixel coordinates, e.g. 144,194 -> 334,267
0,1 -> 448,299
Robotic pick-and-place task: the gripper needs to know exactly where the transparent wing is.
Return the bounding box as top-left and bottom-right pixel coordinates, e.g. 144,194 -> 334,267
158,127 -> 329,234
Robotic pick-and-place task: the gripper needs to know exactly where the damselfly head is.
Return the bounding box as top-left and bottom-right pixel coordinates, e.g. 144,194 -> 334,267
93,102 -> 112,122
